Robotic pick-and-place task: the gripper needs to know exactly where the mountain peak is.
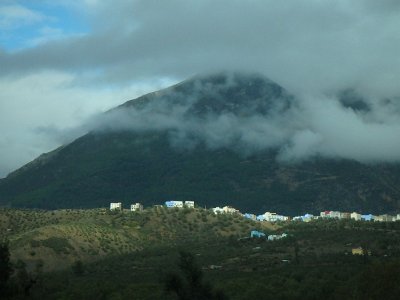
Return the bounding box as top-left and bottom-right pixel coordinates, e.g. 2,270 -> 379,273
121,71 -> 293,117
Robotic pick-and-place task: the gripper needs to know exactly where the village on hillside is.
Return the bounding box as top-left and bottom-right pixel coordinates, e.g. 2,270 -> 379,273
109,200 -> 400,256
109,200 -> 400,223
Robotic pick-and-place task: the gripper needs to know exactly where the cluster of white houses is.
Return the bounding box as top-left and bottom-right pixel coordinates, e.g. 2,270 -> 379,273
293,210 -> 400,223
165,200 -> 195,208
110,202 -> 400,223
110,202 -> 144,212
109,200 -> 194,211
208,206 -> 400,223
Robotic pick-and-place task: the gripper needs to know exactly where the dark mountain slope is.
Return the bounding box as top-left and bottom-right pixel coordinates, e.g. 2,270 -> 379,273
1,73 -> 400,215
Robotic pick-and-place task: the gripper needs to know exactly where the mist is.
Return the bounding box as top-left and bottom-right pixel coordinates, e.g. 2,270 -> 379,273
80,73 -> 400,164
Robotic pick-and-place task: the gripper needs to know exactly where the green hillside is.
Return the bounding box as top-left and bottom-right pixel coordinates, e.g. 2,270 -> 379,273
1,207 -> 273,272
2,208 -> 400,299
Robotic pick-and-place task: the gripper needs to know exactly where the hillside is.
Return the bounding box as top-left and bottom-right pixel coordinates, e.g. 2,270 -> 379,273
2,208 -> 400,299
1,207 -> 273,272
1,72 -> 400,214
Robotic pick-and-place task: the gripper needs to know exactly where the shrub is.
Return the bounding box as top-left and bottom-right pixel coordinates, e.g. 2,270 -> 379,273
40,237 -> 74,254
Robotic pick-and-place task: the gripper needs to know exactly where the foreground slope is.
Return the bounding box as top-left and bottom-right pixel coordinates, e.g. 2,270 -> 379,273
1,207 -> 270,272
1,73 -> 400,214
3,208 -> 400,300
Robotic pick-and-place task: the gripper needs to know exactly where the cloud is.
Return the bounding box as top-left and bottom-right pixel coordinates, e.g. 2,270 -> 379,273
1,0 -> 400,176
79,73 -> 400,165
0,4 -> 45,29
278,95 -> 400,163
1,0 -> 400,96
0,71 -> 175,177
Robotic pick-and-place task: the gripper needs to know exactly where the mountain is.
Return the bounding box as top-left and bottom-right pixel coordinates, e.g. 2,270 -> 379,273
1,72 -> 400,215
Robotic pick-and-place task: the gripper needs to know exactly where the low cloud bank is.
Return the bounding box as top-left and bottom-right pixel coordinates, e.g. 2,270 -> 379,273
83,75 -> 400,164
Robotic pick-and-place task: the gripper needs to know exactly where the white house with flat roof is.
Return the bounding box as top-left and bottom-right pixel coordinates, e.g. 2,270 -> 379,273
184,201 -> 195,208
212,207 -> 224,214
351,212 -> 362,221
257,212 -> 289,222
130,203 -> 143,212
165,201 -> 184,208
320,211 -> 341,219
212,206 -> 239,214
110,202 -> 122,211
222,206 -> 240,214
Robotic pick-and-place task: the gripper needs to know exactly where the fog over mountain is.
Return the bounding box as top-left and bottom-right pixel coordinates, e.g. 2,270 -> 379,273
2,72 -> 400,213
1,0 -> 400,177
62,72 -> 400,165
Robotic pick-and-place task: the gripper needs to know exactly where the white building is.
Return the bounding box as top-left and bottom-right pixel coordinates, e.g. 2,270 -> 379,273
165,200 -> 184,208
340,212 -> 351,219
212,207 -> 224,214
292,213 -> 314,222
320,211 -> 330,218
258,212 -> 289,222
243,213 -> 257,220
268,233 -> 288,241
320,211 -> 341,219
330,211 -> 341,219
184,201 -> 195,208
350,212 -> 362,221
110,202 -> 122,211
374,214 -> 395,222
130,203 -> 143,212
212,206 -> 239,214
222,206 -> 240,214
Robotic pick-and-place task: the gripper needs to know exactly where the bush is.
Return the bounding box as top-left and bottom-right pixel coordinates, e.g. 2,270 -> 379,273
40,237 -> 73,254
72,260 -> 84,276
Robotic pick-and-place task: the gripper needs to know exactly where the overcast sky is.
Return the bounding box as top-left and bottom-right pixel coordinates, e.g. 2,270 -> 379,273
1,0 -> 400,177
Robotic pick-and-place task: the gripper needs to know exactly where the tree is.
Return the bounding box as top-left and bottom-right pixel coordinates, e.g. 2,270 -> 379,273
72,260 -> 84,276
294,242 -> 300,264
14,259 -> 36,297
355,262 -> 400,300
0,240 -> 13,294
164,251 -> 228,300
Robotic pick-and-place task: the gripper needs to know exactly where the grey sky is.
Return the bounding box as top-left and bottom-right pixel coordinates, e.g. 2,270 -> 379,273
1,0 -> 400,177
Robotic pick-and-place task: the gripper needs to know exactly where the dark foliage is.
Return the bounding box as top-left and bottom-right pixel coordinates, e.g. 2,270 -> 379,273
164,251 -> 228,300
14,260 -> 36,297
0,240 -> 12,294
354,262 -> 400,300
71,260 -> 84,276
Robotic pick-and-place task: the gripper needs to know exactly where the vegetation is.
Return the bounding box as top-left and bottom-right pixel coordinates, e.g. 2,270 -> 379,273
2,207 -> 400,299
0,207 -> 265,272
164,251 -> 228,300
0,240 -> 12,295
